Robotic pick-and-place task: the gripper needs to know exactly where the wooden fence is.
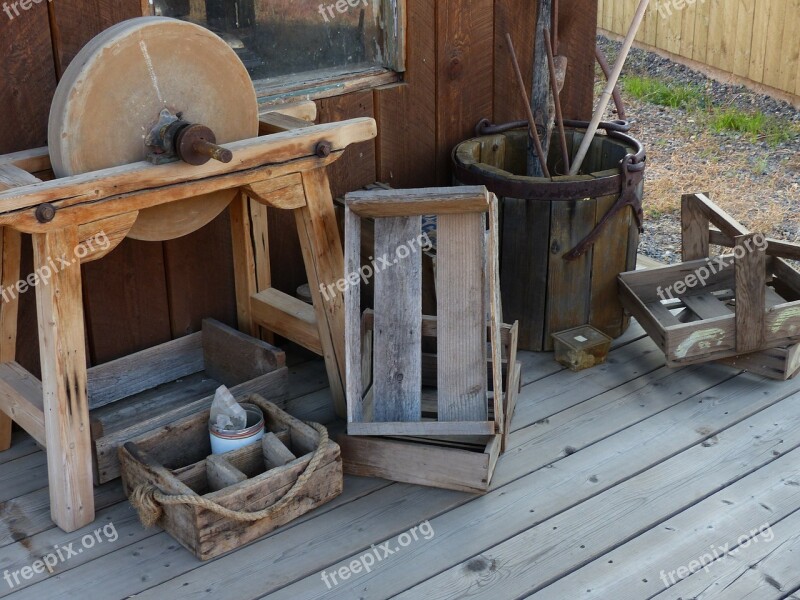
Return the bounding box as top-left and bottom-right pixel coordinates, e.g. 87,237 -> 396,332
598,0 -> 800,99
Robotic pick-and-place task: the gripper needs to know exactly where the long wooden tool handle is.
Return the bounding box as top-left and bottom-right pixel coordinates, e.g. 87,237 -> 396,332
505,33 -> 550,178
569,0 -> 650,175
544,29 -> 570,174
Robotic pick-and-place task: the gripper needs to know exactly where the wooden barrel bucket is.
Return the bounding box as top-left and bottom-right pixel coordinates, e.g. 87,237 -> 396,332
453,125 -> 646,351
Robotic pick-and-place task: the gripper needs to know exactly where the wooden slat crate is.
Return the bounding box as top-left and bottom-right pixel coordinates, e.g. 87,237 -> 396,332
338,316 -> 521,493
119,394 -> 343,560
618,193 -> 800,373
88,319 -> 289,483
344,186 -> 505,437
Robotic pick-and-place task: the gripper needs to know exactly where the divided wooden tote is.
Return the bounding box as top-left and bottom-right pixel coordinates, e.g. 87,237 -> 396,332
618,193 -> 800,372
120,395 -> 342,560
343,186 -> 504,437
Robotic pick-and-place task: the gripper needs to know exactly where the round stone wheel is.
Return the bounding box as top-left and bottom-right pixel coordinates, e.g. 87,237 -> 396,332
48,17 -> 259,241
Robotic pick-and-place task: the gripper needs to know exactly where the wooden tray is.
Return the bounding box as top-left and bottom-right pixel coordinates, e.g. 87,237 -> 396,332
89,319 -> 288,483
119,394 -> 343,560
618,193 -> 800,371
338,321 -> 521,494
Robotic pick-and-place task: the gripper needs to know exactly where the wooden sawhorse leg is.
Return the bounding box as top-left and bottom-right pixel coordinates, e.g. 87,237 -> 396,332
0,227 -> 21,451
295,168 -> 347,414
235,167 -> 347,417
33,227 -> 94,531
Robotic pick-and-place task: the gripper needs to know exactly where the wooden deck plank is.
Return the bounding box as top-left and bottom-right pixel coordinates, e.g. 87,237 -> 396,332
1,322 -> 796,600
255,371 -> 800,600
532,450 -> 800,598
0,482 -> 126,550
393,388 -> 800,599
651,507 -> 800,599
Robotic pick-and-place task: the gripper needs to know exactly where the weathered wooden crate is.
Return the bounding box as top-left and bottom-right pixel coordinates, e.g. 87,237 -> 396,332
89,319 -> 289,483
618,193 -> 800,371
338,318 -> 521,493
119,394 -> 342,560
344,186 -> 505,437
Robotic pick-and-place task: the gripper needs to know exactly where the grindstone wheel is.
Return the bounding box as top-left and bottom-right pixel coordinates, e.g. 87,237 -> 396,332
48,17 -> 259,241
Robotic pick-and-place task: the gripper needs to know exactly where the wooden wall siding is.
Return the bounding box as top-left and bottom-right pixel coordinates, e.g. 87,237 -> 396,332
81,240 -> 172,365
0,2 -> 57,154
317,91 -> 378,198
598,0 -> 800,98
373,0 -> 437,188
435,0 -> 495,184
0,0 -> 599,374
49,0 -> 150,76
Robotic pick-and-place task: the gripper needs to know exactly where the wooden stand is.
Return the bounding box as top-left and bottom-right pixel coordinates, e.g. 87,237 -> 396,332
619,193 -> 800,372
0,106 -> 375,531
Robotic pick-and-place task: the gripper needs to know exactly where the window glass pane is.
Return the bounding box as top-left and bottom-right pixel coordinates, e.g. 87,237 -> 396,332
154,0 -> 386,80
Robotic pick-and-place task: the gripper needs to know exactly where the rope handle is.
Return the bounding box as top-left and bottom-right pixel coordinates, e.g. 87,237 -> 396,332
130,421 -> 329,528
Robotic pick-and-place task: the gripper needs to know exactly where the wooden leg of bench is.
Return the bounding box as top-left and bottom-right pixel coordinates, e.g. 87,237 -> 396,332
230,192 -> 258,338
296,168 -> 347,417
33,227 -> 94,531
0,227 -> 21,451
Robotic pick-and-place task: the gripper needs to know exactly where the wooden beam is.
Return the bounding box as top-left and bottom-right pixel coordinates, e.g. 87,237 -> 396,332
346,186 -> 491,218
33,226 -> 94,531
0,119 -> 377,221
0,362 -> 45,447
251,288 -> 322,355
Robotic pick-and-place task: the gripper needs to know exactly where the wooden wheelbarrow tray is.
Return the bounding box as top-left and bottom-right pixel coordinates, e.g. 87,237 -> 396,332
119,394 -> 343,560
618,193 -> 800,371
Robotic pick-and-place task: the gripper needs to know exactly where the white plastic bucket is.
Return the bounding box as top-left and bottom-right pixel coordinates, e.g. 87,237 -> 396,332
209,403 -> 265,455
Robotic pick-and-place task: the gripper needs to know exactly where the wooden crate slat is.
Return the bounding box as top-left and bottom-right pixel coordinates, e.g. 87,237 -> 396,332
681,293 -> 732,320
735,233 -> 767,353
436,212 -> 488,422
373,216 -> 423,422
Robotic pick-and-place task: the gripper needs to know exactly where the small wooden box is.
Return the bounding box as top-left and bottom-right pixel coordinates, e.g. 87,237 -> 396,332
119,394 -> 343,560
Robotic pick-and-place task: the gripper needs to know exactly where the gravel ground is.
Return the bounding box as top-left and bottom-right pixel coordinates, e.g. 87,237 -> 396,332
596,36 -> 800,264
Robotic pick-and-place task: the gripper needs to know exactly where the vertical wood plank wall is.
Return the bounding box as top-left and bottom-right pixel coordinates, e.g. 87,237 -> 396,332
0,0 -> 597,373
598,0 -> 800,99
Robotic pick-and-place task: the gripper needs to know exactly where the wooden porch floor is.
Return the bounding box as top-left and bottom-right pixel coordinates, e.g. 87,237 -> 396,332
2,322 -> 800,599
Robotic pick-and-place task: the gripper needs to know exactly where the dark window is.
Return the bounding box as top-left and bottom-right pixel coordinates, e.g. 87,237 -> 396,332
153,0 -> 389,80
